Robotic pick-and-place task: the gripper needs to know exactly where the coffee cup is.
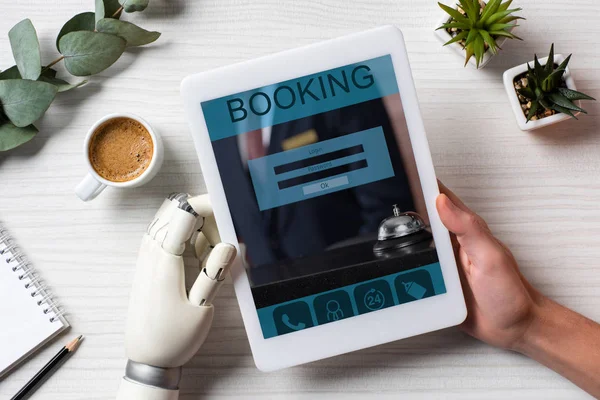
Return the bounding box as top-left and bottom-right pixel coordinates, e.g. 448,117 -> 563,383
75,113 -> 164,201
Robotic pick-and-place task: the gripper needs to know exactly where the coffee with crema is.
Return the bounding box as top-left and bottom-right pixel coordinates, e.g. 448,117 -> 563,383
89,117 -> 154,182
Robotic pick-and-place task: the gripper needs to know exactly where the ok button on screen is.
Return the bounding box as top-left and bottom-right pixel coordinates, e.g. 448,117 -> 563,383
247,126 -> 395,211
302,175 -> 350,195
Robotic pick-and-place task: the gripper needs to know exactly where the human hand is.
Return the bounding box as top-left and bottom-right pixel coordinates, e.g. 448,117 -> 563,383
436,182 -> 541,350
436,183 -> 600,397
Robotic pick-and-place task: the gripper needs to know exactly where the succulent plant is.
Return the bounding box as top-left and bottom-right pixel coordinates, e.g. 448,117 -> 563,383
518,44 -> 596,121
437,0 -> 523,68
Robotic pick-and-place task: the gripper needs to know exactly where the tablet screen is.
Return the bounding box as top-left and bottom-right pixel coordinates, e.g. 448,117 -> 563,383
202,55 -> 447,338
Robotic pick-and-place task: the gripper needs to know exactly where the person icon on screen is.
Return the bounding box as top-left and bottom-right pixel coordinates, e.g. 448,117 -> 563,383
326,300 -> 344,321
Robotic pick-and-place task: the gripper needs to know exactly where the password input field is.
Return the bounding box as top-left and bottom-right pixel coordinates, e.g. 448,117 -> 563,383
277,159 -> 368,190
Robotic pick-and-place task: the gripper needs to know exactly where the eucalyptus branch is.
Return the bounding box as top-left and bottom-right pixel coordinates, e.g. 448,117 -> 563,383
112,6 -> 124,18
0,0 -> 160,152
42,56 -> 64,72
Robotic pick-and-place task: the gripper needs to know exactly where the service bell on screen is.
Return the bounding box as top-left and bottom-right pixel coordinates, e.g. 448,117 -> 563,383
373,206 -> 432,257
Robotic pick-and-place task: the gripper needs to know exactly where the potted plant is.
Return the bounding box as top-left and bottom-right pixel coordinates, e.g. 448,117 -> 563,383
503,44 -> 596,131
434,0 -> 523,68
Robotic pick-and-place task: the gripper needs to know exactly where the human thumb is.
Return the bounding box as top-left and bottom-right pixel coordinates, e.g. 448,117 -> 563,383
436,193 -> 473,236
436,193 -> 496,261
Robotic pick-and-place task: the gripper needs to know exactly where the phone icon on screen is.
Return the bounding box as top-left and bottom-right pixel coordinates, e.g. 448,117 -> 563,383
273,301 -> 314,335
281,314 -> 306,331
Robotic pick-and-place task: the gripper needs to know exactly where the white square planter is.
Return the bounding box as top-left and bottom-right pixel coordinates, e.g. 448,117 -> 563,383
503,54 -> 579,131
433,9 -> 515,69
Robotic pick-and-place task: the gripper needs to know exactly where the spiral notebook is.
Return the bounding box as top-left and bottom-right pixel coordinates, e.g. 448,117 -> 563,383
0,222 -> 69,378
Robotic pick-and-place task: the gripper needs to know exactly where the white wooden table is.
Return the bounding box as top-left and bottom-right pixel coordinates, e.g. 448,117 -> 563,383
1,1 -> 599,399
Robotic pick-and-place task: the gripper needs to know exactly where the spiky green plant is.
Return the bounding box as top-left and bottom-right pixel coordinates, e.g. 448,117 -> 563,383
517,44 -> 596,121
437,0 -> 523,68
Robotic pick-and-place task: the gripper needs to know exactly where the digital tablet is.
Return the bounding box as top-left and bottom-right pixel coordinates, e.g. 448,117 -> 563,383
181,25 -> 466,371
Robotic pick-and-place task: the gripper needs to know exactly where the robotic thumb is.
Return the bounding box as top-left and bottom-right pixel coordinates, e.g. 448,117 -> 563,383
162,208 -> 198,256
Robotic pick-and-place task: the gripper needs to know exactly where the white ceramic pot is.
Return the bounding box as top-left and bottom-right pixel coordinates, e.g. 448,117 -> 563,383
433,6 -> 515,69
503,54 -> 579,131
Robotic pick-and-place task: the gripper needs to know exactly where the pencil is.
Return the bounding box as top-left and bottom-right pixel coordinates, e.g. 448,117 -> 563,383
11,335 -> 84,400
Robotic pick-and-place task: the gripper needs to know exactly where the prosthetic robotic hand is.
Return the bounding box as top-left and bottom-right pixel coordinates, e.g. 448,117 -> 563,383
116,193 -> 236,400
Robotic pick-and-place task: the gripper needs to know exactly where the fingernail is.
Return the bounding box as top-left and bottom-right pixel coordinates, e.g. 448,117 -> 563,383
442,194 -> 460,213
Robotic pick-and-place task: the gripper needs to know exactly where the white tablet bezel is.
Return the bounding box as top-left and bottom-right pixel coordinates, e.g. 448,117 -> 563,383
181,25 -> 467,372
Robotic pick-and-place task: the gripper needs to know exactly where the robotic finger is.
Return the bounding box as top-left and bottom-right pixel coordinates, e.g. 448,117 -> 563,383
190,230 -> 210,261
152,193 -> 236,306
188,243 -> 236,306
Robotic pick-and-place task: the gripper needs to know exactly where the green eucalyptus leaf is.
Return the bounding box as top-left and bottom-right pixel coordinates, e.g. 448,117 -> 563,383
96,0 -> 123,23
0,79 -> 57,127
1,66 -> 59,81
39,68 -> 57,78
56,12 -> 95,51
59,31 -> 126,76
8,19 -> 41,80
38,73 -> 87,93
119,0 -> 149,13
557,87 -> 596,101
40,67 -> 57,78
0,65 -> 21,80
0,122 -> 38,151
96,19 -> 160,47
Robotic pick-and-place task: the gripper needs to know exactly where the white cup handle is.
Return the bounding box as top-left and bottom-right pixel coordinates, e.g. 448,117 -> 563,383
75,173 -> 106,201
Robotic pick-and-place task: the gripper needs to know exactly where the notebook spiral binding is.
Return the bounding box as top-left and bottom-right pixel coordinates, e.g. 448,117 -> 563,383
0,224 -> 65,323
